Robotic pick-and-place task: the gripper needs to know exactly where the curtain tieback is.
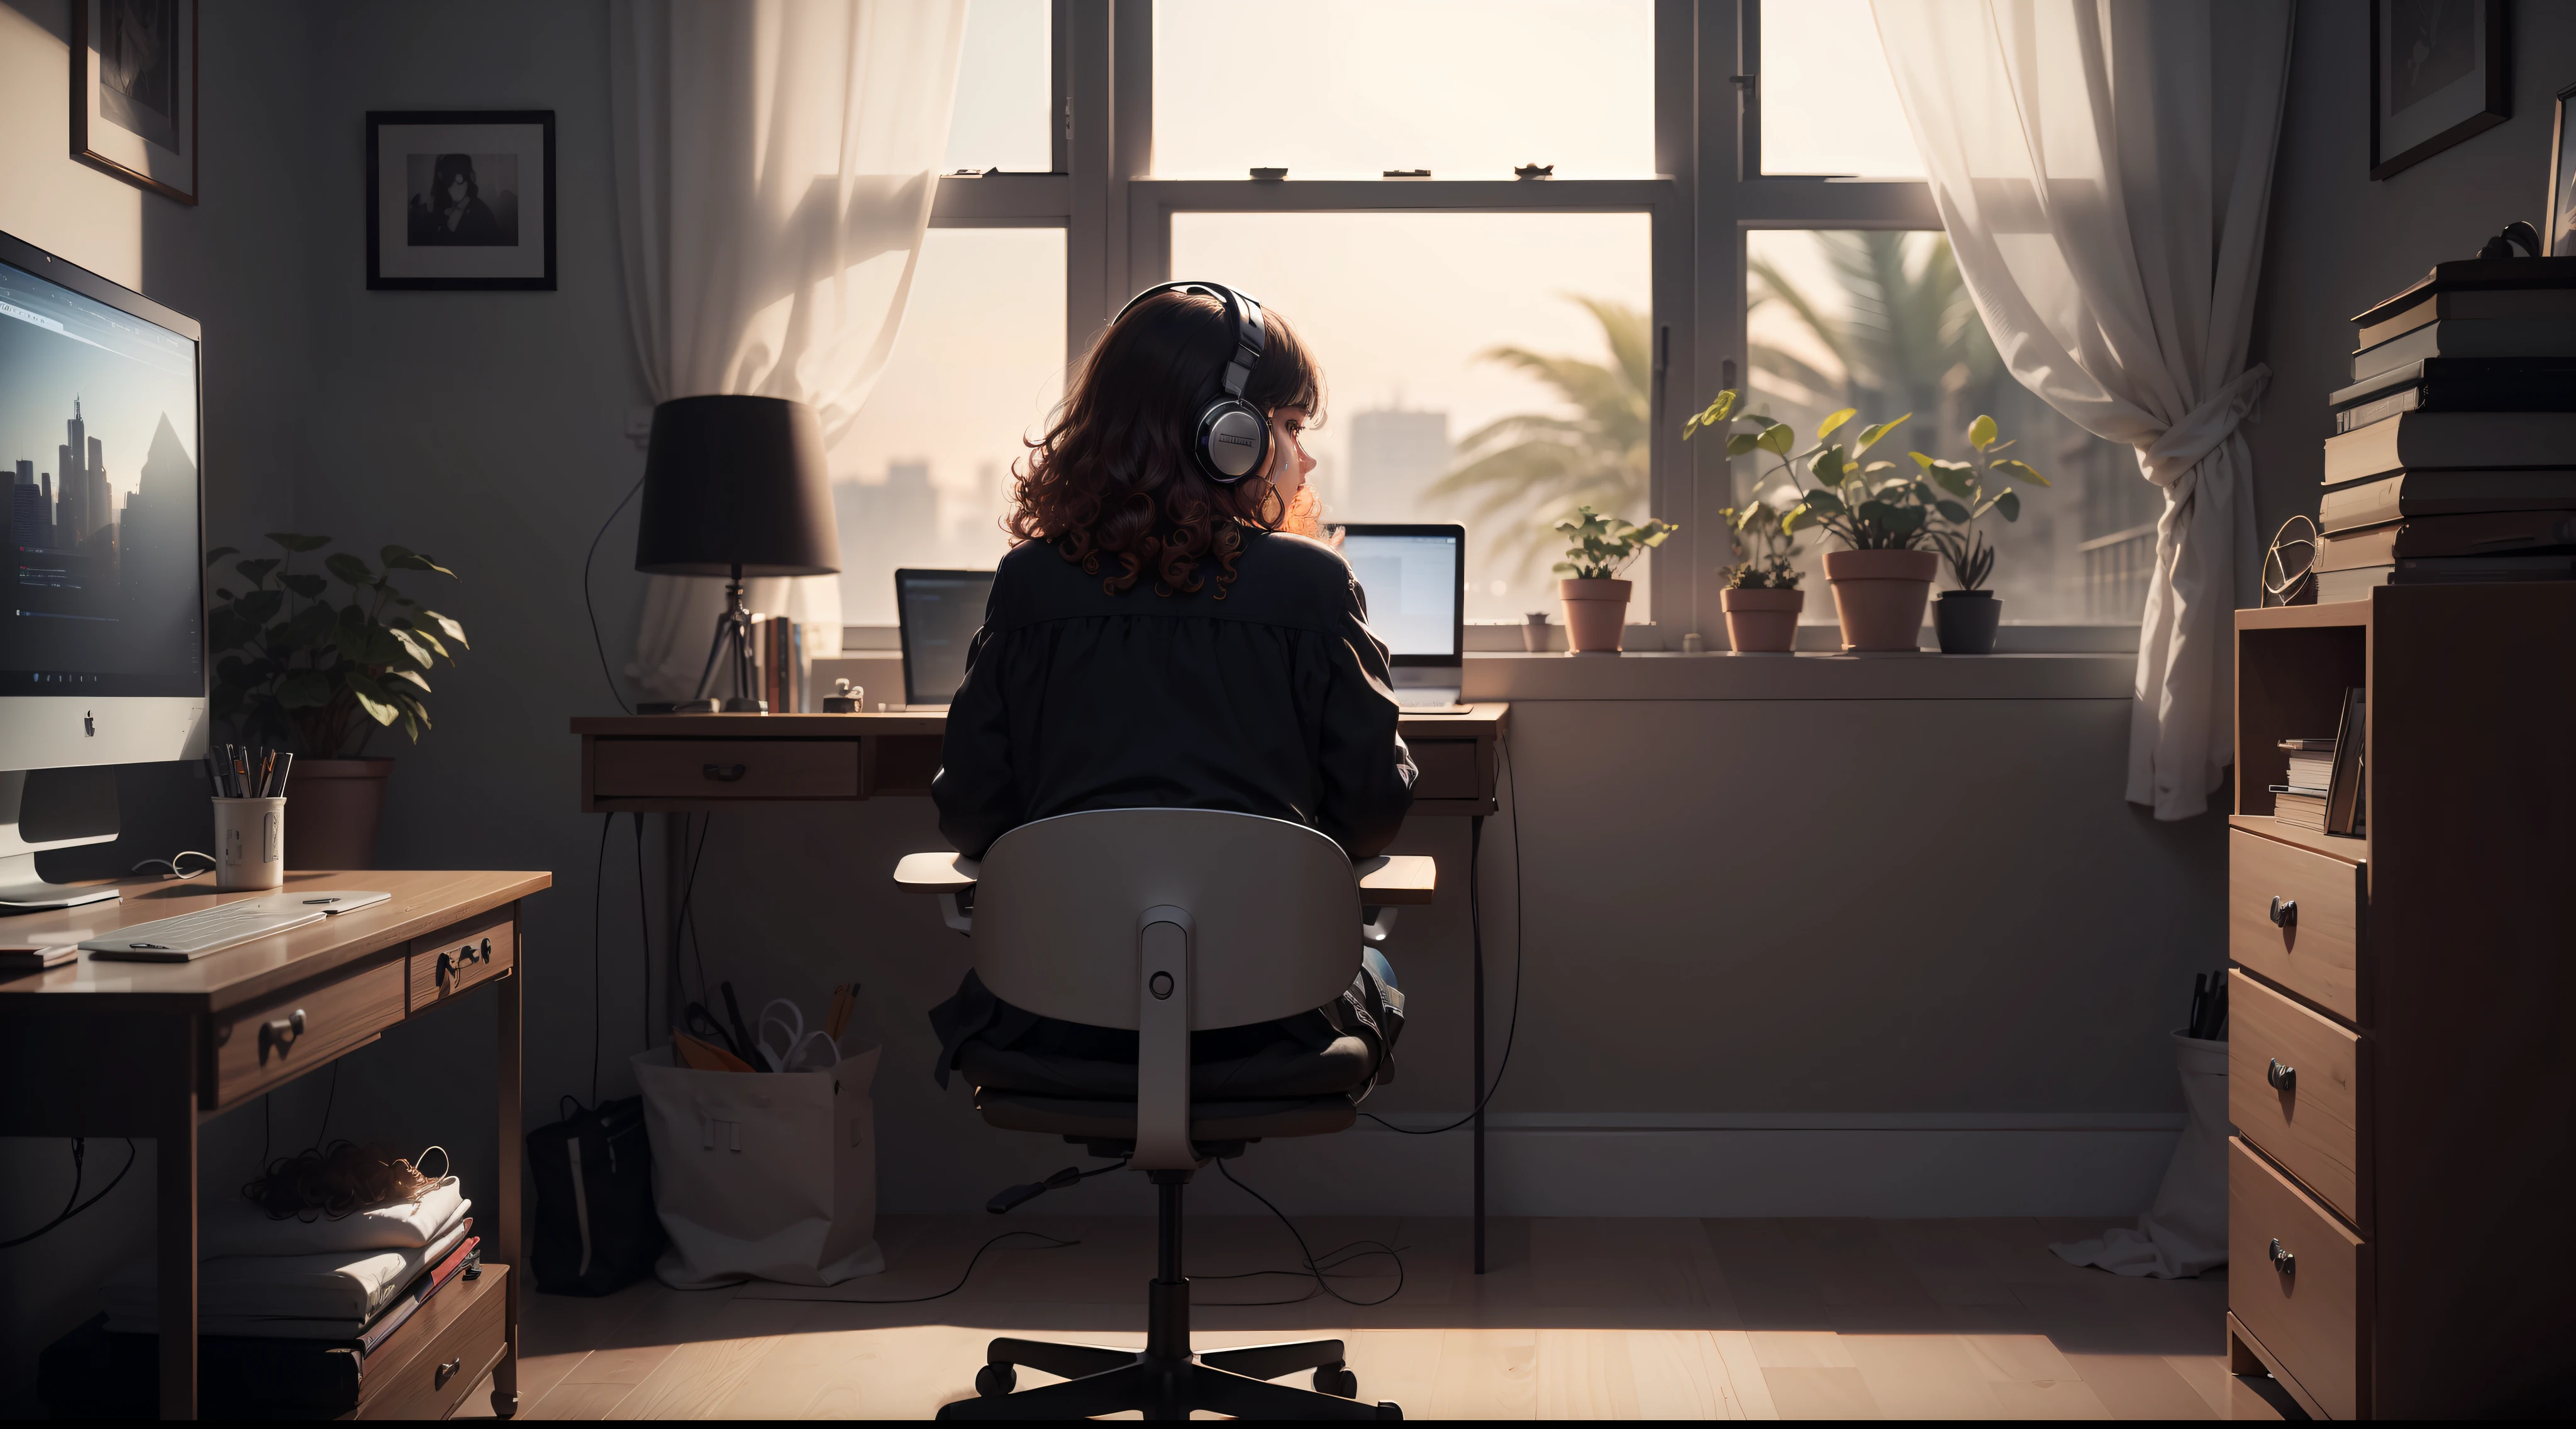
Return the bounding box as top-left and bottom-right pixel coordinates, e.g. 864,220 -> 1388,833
2136,365 -> 2270,491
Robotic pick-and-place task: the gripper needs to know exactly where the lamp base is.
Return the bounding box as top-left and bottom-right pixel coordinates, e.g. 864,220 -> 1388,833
690,572 -> 769,713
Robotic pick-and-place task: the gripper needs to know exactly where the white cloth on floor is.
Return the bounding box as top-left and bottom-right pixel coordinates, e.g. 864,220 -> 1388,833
2051,1032 -> 2229,1277
197,1179 -> 466,1258
103,1221 -> 469,1326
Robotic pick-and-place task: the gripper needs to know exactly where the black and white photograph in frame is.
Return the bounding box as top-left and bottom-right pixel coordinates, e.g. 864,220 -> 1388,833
72,0 -> 197,205
2548,82 -> 2576,258
2370,0 -> 2509,181
366,111 -> 557,291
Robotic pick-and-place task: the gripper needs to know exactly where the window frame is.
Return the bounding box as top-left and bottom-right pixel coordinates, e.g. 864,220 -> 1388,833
903,1 -> 2126,644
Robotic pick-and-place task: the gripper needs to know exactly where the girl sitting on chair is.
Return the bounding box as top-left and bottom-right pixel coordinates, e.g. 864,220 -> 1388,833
926,281 -> 1413,1091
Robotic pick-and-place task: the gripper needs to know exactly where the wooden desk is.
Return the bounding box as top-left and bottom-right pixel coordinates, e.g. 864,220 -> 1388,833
0,868 -> 550,1420
570,706 -> 1511,1269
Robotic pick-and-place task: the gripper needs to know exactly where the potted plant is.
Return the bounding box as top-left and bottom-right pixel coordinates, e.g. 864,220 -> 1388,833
1550,505 -> 1676,653
1714,497 -> 1803,653
1920,414 -> 2050,655
206,533 -> 470,869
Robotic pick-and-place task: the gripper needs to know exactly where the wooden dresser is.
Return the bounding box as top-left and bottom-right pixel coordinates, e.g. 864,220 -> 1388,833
2226,587 -> 2576,1418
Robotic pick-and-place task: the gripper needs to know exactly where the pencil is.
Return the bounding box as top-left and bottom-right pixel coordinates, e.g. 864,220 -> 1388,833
273,753 -> 294,797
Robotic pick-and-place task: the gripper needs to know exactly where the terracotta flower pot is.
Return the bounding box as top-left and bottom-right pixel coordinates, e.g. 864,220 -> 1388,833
1558,578 -> 1630,653
1823,548 -> 1937,652
1934,589 -> 2002,654
284,758 -> 395,870
1719,586 -> 1804,653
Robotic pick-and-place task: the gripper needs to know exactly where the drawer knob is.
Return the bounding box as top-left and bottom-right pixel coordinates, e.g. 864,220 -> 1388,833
2267,896 -> 2296,928
479,937 -> 493,961
259,1008 -> 307,1056
704,762 -> 748,782
2268,1237 -> 2295,1275
435,1355 -> 464,1388
436,950 -> 456,987
2267,1058 -> 2296,1091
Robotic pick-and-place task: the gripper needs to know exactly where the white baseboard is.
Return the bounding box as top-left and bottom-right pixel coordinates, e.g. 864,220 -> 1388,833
889,1111 -> 2186,1220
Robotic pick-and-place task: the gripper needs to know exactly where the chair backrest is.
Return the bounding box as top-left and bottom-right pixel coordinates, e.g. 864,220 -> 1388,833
970,808 -> 1360,1031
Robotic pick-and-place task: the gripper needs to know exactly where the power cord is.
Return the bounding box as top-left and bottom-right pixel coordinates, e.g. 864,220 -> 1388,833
1209,1159 -> 1405,1307
584,475 -> 644,716
130,851 -> 215,879
589,815 -> 612,1106
633,813 -> 652,1056
1364,731 -> 1524,1135
1,1137 -> 138,1248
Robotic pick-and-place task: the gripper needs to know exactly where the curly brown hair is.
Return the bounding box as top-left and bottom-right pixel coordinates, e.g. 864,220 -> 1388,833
1008,287 -> 1325,597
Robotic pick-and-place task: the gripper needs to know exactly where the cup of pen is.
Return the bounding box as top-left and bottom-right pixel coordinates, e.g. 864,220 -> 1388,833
209,746 -> 292,891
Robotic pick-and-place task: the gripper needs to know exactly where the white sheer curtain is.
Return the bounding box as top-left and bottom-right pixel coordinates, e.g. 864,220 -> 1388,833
1871,0 -> 2294,820
610,0 -> 968,699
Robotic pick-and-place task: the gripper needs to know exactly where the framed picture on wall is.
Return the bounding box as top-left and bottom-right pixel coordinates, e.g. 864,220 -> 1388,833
365,111 -> 557,291
2549,83 -> 2576,257
2370,0 -> 2509,181
72,0 -> 197,205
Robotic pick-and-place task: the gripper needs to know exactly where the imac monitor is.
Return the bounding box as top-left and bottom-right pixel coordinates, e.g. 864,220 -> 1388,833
0,229 -> 208,908
1336,523 -> 1465,709
894,568 -> 996,709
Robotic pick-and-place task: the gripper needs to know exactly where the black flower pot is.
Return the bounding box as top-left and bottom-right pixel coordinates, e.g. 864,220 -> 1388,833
1934,589 -> 2001,654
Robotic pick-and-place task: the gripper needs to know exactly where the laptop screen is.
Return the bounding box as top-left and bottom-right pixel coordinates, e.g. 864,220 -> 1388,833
895,569 -> 997,706
1336,525 -> 1463,666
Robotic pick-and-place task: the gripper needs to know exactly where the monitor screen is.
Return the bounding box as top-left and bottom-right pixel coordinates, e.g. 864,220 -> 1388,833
0,253 -> 201,697
1337,525 -> 1462,662
896,568 -> 995,706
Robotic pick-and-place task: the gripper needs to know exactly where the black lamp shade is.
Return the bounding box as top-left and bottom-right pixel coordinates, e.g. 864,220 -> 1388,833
634,395 -> 840,577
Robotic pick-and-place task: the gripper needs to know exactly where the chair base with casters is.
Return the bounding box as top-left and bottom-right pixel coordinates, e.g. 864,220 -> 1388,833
937,1168 -> 1396,1420
894,811 -> 1436,1422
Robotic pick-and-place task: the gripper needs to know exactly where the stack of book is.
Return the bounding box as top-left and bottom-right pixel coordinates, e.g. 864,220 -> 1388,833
2315,255 -> 2576,601
2271,688 -> 2367,838
749,613 -> 808,712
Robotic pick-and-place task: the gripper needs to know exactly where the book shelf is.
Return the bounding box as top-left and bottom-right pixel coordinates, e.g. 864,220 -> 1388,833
2226,582 -> 2576,1418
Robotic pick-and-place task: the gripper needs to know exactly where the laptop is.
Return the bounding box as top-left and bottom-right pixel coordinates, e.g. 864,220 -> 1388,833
893,568 -> 998,710
1336,524 -> 1470,711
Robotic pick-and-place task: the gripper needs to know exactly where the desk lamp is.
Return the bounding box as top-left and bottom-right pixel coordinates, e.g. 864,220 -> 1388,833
635,395 -> 838,713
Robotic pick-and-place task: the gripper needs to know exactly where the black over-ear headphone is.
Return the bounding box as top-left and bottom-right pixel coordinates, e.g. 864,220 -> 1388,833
1115,279 -> 1270,483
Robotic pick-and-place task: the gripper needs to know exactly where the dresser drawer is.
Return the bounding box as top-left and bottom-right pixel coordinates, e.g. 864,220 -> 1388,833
2230,1137 -> 2367,1420
2229,828 -> 2363,1022
357,1264 -> 509,1420
211,959 -> 407,1107
408,906 -> 516,1011
592,738 -> 859,800
2231,972 -> 2366,1226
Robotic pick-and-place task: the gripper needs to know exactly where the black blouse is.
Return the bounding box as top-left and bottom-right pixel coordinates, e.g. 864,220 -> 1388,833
931,530 -> 1417,861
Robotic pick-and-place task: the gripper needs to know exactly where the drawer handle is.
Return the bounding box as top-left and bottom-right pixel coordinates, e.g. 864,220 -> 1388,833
259,1008 -> 307,1057
435,1355 -> 464,1388
2267,1058 -> 2296,1091
438,938 -> 498,987
2267,896 -> 2296,928
2268,1237 -> 2295,1275
704,762 -> 748,782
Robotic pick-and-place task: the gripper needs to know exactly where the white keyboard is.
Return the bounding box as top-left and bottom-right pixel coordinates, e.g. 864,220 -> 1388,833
81,891 -> 392,962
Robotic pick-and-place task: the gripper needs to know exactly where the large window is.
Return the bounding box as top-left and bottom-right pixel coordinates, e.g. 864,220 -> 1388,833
1170,212 -> 1651,621
833,2 -> 2142,645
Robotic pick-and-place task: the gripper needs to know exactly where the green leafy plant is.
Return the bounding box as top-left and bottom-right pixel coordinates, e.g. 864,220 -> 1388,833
206,533 -> 469,757
1684,390 -> 1937,550
1917,413 -> 2051,590
1718,498 -> 1802,590
1550,504 -> 1676,581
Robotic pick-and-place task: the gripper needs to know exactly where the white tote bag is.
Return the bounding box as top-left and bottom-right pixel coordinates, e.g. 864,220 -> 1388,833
631,1042 -> 886,1287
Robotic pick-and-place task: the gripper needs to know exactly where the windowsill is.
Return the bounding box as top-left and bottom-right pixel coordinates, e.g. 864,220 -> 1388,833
1460,650 -> 2134,701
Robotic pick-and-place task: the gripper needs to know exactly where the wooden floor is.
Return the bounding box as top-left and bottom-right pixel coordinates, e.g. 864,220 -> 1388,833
460,1215 -> 2282,1420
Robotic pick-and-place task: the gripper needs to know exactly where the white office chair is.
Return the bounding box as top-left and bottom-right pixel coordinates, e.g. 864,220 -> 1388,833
894,808 -> 1433,1421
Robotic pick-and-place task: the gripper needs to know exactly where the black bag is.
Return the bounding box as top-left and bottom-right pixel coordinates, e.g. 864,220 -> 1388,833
527,1094 -> 664,1296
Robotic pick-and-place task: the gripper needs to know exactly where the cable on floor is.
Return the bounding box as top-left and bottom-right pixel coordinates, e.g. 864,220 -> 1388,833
0,1137 -> 137,1249
1363,730 -> 1525,1136
584,475 -> 643,716
1209,1159 -> 1406,1308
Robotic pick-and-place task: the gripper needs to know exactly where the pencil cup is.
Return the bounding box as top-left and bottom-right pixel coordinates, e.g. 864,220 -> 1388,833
213,797 -> 287,891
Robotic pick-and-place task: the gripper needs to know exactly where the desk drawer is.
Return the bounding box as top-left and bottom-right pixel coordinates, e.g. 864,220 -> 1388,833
2230,1137 -> 2366,1420
592,738 -> 859,800
357,1264 -> 509,1420
408,907 -> 516,1012
2230,972 -> 2365,1226
2229,828 -> 2363,1022
1408,740 -> 1481,802
212,959 -> 406,1106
